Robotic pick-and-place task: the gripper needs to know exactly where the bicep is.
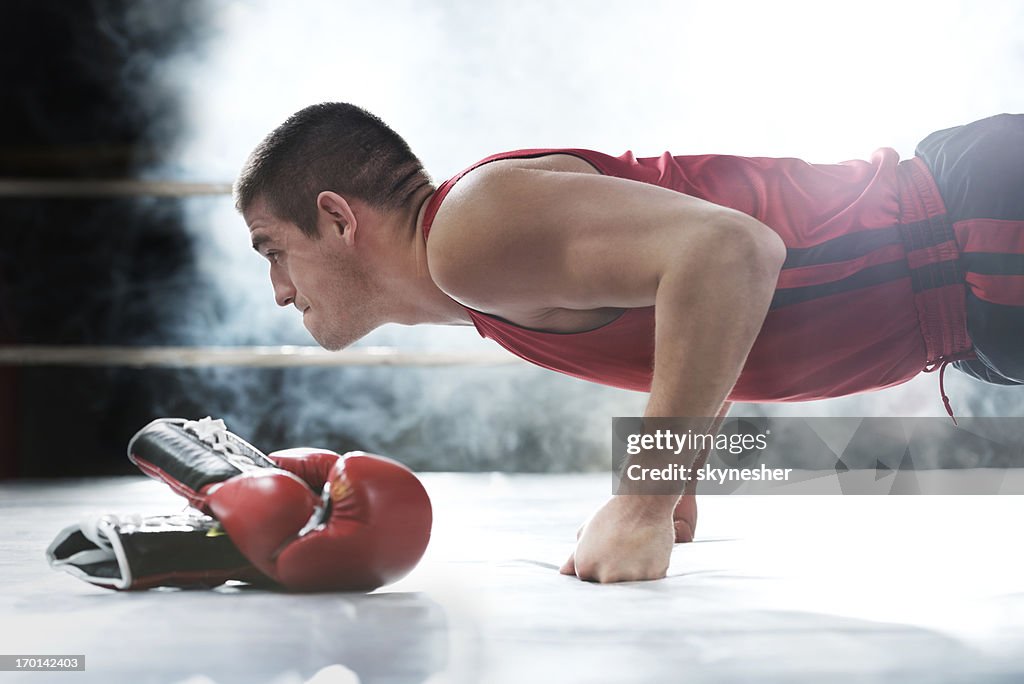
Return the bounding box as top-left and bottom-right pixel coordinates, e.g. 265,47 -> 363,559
428,165 -> 780,311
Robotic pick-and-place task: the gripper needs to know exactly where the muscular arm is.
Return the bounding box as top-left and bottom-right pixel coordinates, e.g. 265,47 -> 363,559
430,162 -> 784,422
429,162 -> 784,581
634,225 -> 778,518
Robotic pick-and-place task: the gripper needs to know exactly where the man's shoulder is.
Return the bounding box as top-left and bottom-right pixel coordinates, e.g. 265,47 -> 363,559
429,152 -> 602,236
471,152 -> 603,175
425,154 -> 600,304
422,166 -> 521,311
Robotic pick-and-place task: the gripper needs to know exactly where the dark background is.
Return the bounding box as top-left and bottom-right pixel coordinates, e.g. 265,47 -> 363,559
0,0 -> 227,477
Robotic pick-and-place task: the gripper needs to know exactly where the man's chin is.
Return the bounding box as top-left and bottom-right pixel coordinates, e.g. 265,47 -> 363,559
309,325 -> 370,352
313,334 -> 349,352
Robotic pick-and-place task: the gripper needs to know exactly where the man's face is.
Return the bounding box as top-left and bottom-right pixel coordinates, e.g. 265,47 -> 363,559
244,198 -> 382,350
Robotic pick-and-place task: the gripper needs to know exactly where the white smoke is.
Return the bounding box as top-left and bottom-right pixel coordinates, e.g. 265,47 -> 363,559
143,0 -> 1024,468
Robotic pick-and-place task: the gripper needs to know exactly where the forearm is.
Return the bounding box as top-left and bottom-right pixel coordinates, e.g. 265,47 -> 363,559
630,224 -> 783,514
646,226 -> 780,421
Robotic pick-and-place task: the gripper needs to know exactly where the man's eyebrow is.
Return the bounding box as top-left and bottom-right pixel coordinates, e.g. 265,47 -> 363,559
251,233 -> 272,252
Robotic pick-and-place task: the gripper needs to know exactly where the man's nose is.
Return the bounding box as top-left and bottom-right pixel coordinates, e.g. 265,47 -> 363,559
271,267 -> 296,307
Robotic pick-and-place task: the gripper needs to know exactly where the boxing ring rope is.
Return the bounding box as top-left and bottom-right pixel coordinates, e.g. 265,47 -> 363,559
0,346 -> 521,368
0,179 -> 233,198
0,180 -> 521,368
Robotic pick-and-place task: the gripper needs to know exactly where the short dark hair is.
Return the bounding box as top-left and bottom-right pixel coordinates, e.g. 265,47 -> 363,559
234,102 -> 432,237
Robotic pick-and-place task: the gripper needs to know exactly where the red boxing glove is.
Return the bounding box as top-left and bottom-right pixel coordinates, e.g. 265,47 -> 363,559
128,418 -> 432,592
210,448 -> 432,592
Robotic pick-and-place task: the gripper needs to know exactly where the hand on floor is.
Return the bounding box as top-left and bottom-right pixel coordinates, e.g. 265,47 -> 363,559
574,493 -> 697,544
560,496 -> 675,583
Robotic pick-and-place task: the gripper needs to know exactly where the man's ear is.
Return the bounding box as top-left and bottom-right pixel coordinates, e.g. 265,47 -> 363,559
316,191 -> 357,241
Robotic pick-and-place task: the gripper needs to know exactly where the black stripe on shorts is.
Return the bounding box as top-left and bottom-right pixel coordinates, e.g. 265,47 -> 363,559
960,253 -> 1024,276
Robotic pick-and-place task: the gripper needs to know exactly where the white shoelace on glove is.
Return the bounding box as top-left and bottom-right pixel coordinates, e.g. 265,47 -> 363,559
183,416 -> 262,472
74,514 -> 140,565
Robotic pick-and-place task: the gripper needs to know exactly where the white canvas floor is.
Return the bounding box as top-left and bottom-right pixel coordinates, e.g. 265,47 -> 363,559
3,473 -> 1024,683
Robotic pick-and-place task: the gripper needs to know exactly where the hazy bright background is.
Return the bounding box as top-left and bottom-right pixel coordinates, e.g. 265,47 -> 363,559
5,0 -> 1023,472
163,0 -> 1024,448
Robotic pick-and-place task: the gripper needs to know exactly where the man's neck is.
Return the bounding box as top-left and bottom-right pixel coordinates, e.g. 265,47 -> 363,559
384,186 -> 474,327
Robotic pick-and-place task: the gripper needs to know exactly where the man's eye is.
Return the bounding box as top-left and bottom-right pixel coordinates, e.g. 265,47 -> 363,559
265,251 -> 280,263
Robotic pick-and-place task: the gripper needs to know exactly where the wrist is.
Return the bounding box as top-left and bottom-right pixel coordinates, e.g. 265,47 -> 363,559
612,493 -> 680,521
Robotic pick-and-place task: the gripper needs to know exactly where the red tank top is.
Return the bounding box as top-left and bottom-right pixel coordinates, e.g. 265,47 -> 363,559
421,148 -> 971,403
